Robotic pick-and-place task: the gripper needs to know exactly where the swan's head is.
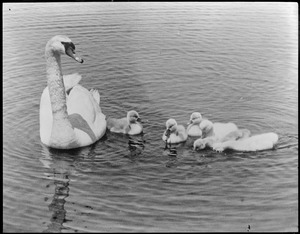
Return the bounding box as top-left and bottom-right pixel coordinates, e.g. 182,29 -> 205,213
45,35 -> 84,63
193,138 -> 206,150
187,112 -> 202,125
127,110 -> 142,124
199,119 -> 213,136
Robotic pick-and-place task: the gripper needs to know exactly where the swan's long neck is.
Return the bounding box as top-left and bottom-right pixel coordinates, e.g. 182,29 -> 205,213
46,51 -> 68,120
45,50 -> 76,148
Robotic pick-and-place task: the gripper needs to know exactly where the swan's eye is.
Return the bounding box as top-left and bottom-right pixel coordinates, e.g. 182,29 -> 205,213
61,41 -> 76,51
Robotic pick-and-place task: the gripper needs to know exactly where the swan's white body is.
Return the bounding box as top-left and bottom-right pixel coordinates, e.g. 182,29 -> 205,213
213,132 -> 279,152
200,119 -> 238,141
162,118 -> 188,144
39,35 -> 107,149
186,112 -> 203,137
107,110 -> 143,135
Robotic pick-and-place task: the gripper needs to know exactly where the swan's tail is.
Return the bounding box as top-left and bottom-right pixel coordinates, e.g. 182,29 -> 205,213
90,89 -> 100,105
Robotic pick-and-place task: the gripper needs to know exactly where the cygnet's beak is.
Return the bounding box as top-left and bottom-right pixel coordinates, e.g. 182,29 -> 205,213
137,117 -> 143,123
165,129 -> 171,137
66,47 -> 84,63
187,120 -> 192,125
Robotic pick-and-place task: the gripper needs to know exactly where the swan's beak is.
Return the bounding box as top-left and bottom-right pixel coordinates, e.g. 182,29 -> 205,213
66,47 -> 84,63
187,120 -> 192,125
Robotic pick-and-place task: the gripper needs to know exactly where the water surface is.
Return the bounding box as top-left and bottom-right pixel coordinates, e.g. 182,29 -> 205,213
3,2 -> 298,232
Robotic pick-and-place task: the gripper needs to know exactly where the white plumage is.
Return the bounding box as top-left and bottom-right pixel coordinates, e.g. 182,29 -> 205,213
186,112 -> 203,137
162,118 -> 188,144
107,110 -> 143,135
200,119 -> 238,141
213,132 -> 279,152
39,35 -> 107,149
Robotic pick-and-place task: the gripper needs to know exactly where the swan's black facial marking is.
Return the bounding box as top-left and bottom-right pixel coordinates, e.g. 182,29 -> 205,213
61,41 -> 76,52
61,41 -> 83,63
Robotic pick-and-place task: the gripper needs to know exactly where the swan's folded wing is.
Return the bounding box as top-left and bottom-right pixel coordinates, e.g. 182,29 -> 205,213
69,113 -> 97,142
63,73 -> 82,93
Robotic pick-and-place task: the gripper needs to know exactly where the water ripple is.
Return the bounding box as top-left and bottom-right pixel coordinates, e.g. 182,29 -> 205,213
3,2 -> 298,232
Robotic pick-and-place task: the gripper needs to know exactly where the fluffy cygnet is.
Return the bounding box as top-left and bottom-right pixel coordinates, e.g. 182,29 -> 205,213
187,112 -> 203,137
107,110 -> 143,135
162,118 -> 188,144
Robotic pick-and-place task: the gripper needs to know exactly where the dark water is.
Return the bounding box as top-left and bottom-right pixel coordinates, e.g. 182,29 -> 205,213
3,2 -> 298,232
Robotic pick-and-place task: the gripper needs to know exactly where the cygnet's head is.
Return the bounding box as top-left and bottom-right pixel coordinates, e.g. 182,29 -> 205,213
199,119 -> 213,135
127,110 -> 142,124
166,118 -> 177,131
164,118 -> 178,138
187,112 -> 202,125
193,138 -> 206,150
45,35 -> 84,63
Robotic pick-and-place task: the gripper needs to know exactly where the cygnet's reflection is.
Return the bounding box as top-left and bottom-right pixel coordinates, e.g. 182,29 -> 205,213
127,133 -> 145,159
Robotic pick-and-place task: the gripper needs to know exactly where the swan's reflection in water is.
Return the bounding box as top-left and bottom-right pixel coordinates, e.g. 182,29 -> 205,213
44,173 -> 69,233
40,144 -> 96,233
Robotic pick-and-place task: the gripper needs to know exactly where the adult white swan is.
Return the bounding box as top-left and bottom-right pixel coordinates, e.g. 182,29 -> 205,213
39,35 -> 107,149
